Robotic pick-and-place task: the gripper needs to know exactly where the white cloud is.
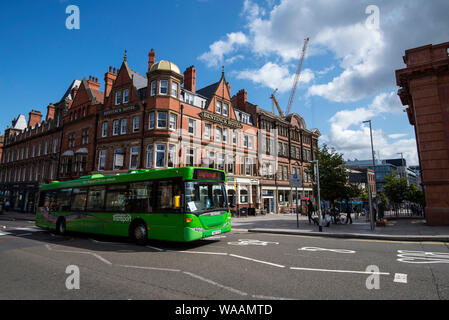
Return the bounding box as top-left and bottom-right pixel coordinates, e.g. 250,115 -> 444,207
198,32 -> 249,68
325,92 -> 418,165
235,63 -> 314,93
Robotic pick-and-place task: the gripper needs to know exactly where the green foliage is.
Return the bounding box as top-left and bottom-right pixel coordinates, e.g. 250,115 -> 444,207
307,144 -> 359,203
383,174 -> 424,206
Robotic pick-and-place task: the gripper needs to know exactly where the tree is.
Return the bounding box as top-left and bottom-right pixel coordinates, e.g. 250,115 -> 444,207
383,173 -> 409,214
306,144 -> 351,205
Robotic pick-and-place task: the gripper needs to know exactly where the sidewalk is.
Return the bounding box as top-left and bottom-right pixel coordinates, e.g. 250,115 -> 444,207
0,211 -> 35,221
231,213 -> 449,242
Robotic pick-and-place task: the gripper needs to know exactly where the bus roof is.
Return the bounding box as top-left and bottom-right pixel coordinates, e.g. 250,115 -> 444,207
40,167 -> 226,191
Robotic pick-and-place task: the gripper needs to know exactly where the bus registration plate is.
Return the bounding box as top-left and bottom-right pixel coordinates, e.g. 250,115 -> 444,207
212,230 -> 222,236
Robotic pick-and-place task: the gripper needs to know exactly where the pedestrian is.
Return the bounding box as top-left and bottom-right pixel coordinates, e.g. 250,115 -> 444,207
5,200 -> 10,212
307,200 -> 314,224
345,202 -> 353,224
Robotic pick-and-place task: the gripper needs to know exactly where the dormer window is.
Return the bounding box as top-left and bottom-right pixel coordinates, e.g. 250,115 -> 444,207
160,80 -> 168,95
115,91 -> 122,105
123,89 -> 129,104
223,103 -> 229,116
216,101 -> 222,114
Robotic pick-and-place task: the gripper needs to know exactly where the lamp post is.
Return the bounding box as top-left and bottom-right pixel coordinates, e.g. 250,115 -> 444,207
363,120 -> 376,231
310,160 -> 323,232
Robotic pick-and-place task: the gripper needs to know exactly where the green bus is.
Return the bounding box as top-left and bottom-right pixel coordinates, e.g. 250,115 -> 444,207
36,167 -> 231,243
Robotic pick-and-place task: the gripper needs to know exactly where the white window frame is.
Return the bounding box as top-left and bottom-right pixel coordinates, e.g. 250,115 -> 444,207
121,119 -> 127,135
148,113 -> 155,130
151,81 -> 157,96
188,119 -> 195,135
146,145 -> 154,168
204,124 -> 211,140
129,146 -> 139,169
113,120 -> 119,136
115,91 -> 122,105
157,112 -> 167,129
123,89 -> 129,104
171,82 -> 178,97
159,80 -> 168,95
133,116 -> 140,132
169,114 -> 178,131
102,122 -> 108,137
216,100 -> 222,114
98,150 -> 106,171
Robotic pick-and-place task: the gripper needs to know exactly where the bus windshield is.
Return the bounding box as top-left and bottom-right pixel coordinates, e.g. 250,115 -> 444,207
185,181 -> 227,214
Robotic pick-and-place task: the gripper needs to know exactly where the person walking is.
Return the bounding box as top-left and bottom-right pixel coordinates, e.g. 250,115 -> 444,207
345,202 -> 353,224
307,200 -> 314,224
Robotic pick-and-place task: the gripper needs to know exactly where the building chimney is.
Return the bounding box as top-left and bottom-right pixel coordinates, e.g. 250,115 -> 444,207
46,104 -> 55,121
28,110 -> 42,128
148,49 -> 156,72
226,82 -> 231,95
236,89 -> 247,109
104,66 -> 117,100
87,76 -> 100,91
184,66 -> 196,92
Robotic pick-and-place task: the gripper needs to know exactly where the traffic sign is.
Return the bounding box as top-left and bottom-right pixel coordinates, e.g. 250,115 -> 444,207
290,174 -> 302,188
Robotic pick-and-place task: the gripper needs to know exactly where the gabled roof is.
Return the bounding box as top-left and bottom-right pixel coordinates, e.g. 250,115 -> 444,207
197,81 -> 220,100
60,80 -> 82,102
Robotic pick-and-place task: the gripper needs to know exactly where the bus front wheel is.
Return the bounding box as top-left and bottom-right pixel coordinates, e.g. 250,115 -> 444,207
130,221 -> 147,245
56,217 -> 66,235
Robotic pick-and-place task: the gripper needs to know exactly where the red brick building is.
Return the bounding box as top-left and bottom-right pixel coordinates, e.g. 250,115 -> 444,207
396,41 -> 449,225
59,77 -> 104,179
1,48 -> 319,216
0,80 -> 79,211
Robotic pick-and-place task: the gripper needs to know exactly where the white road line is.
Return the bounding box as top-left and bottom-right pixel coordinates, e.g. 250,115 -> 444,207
394,273 -> 408,284
252,294 -> 294,300
45,244 -> 112,265
15,227 -> 41,232
146,245 -> 165,252
183,271 -> 248,297
299,247 -> 356,254
229,254 -> 286,268
175,250 -> 228,256
290,266 -> 390,275
118,264 -> 181,273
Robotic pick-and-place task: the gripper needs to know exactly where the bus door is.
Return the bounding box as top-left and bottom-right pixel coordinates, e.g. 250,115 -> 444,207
149,179 -> 183,240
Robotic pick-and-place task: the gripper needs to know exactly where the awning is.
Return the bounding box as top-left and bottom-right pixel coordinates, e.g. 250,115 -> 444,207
75,148 -> 88,154
62,150 -> 74,157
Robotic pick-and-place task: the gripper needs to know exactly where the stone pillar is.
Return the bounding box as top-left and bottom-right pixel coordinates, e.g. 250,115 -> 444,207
396,42 -> 449,225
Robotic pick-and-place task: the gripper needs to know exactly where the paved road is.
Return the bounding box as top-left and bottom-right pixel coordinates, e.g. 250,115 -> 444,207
1,219 -> 448,300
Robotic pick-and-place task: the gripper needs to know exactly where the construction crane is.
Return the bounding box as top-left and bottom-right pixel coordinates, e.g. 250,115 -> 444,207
270,89 -> 284,118
284,37 -> 310,117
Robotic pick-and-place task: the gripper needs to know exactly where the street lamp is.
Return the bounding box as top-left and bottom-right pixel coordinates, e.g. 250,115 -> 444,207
310,160 -> 323,232
363,120 -> 376,231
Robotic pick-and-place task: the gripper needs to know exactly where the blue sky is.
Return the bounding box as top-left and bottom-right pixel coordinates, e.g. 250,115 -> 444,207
1,0 -> 448,166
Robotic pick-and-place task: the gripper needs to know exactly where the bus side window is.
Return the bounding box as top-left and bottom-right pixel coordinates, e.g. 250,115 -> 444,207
128,181 -> 153,213
39,191 -> 57,211
57,188 -> 72,212
86,186 -> 105,211
155,179 -> 181,212
71,188 -> 88,212
105,185 -> 128,212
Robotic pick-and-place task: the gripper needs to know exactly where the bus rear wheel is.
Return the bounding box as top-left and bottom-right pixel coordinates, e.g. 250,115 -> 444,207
130,221 -> 147,245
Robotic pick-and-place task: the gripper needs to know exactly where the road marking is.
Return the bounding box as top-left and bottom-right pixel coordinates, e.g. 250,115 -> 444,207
45,244 -> 112,265
394,273 -> 408,283
299,247 -> 356,254
290,266 -> 390,275
229,254 -> 285,268
146,245 -> 165,252
119,264 -> 181,273
183,271 -> 248,297
228,239 -> 279,246
175,250 -> 228,256
252,294 -> 294,300
397,250 -> 449,264
15,227 -> 41,232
